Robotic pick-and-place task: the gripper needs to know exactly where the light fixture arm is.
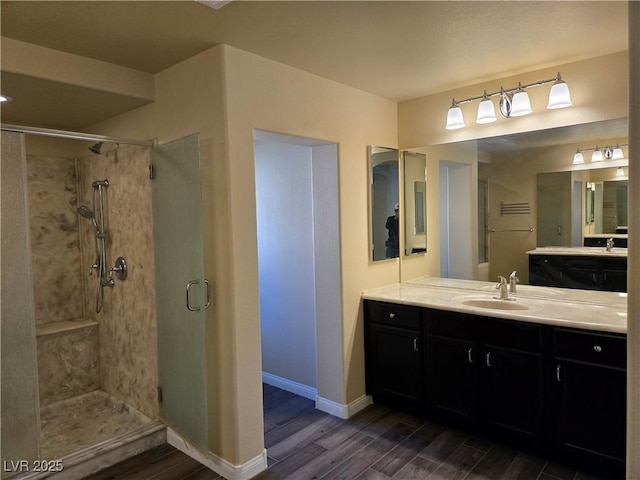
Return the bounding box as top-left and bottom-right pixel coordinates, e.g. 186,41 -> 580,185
575,143 -> 629,153
450,72 -> 564,107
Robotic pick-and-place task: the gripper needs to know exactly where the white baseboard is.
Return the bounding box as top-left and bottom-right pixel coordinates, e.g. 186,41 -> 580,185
316,394 -> 372,419
261,372 -> 372,420
167,428 -> 267,480
262,371 -> 317,400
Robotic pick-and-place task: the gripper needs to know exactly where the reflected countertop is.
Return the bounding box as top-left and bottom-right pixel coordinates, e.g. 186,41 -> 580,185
526,246 -> 628,258
362,276 -> 627,334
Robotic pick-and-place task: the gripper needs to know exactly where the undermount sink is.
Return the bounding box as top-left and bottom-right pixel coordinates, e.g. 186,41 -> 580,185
461,298 -> 530,311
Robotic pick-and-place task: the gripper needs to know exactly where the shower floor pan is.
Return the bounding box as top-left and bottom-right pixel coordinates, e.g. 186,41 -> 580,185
20,390 -> 165,479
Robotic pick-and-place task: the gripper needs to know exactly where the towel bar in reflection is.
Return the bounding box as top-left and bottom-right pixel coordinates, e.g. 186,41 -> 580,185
489,227 -> 535,233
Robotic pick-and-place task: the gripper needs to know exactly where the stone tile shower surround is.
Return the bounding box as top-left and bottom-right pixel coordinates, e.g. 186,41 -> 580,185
26,155 -> 100,406
26,156 -> 84,327
78,144 -> 159,420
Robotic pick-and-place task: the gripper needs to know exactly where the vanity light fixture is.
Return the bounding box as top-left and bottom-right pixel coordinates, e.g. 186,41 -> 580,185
446,100 -> 465,129
572,149 -> 585,165
591,147 -> 604,162
611,145 -> 625,160
510,85 -> 533,117
476,91 -> 497,124
572,143 -> 628,164
445,72 -> 571,130
0,94 -> 12,103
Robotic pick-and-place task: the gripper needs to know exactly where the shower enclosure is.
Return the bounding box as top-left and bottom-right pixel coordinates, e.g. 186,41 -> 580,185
1,129 -> 165,479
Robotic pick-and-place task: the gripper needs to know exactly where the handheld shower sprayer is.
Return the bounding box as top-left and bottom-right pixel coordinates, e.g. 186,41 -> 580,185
77,205 -> 102,238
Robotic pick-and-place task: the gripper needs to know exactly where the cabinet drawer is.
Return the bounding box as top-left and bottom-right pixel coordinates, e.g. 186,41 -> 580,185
554,328 -> 626,368
426,309 -> 476,339
484,318 -> 542,352
366,301 -> 421,330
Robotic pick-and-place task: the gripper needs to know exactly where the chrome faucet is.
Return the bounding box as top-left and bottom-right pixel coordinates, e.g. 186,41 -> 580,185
496,276 -> 509,300
509,271 -> 519,294
606,237 -> 614,252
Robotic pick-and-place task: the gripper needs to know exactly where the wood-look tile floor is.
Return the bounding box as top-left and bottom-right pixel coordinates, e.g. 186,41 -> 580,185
84,384 -> 607,480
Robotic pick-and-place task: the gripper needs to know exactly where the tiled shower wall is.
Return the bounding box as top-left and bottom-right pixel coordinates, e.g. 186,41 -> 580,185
26,156 -> 99,406
78,145 -> 159,419
27,146 -> 159,419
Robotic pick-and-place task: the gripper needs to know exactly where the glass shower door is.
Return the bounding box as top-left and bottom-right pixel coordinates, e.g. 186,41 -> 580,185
151,133 -> 208,451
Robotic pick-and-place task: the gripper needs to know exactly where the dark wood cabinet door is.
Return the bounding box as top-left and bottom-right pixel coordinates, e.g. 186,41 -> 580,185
366,323 -> 424,413
529,255 -> 565,287
481,345 -> 544,447
553,360 -> 626,471
602,267 -> 627,292
426,334 -> 477,428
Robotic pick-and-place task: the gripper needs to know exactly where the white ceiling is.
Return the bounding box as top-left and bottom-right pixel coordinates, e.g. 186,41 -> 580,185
0,1 -> 630,134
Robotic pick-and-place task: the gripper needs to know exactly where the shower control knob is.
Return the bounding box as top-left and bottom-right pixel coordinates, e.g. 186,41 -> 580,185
111,256 -> 128,281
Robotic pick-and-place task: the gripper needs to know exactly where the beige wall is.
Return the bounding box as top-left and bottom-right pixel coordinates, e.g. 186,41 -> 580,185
221,44 -> 399,415
89,44 -> 402,466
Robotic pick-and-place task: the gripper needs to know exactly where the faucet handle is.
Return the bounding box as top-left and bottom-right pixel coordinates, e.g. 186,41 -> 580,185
509,271 -> 519,293
496,276 -> 507,287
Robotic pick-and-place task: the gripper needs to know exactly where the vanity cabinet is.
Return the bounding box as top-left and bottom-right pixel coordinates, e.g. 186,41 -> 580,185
363,299 -> 626,478
426,309 -> 544,448
529,254 -> 627,292
549,327 -> 626,475
363,301 -> 425,414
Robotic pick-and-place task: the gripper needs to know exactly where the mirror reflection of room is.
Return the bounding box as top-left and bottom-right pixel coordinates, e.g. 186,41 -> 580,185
369,146 -> 399,262
467,119 -> 628,287
403,151 -> 427,257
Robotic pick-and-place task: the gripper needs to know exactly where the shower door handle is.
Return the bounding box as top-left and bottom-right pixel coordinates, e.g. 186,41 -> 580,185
186,279 -> 211,311
186,280 -> 201,312
204,279 -> 211,309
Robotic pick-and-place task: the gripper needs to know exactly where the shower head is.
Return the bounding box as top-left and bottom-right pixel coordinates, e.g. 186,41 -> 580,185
89,142 -> 103,154
77,205 -> 94,219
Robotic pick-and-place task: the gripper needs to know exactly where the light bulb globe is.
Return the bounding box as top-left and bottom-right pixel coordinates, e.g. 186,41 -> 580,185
476,98 -> 497,124
547,81 -> 572,109
446,106 -> 465,130
510,91 -> 532,117
573,152 -> 584,165
591,149 -> 604,162
612,147 -> 625,160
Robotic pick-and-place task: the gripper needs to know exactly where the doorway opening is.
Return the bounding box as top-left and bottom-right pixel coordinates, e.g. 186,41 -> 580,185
253,130 -> 342,414
439,160 -> 475,279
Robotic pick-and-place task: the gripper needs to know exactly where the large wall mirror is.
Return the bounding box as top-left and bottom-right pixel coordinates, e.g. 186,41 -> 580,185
434,117 -> 628,290
369,146 -> 399,262
403,151 -> 427,256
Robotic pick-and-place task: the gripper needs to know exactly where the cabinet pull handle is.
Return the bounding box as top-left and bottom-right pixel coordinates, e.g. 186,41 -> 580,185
593,345 -> 603,353
468,348 -> 473,363
413,338 -> 418,352
556,365 -> 562,382
389,313 -> 396,319
486,352 -> 491,367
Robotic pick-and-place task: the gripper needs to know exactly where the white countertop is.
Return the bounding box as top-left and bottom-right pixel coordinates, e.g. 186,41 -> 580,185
362,277 -> 627,334
526,246 -> 628,258
584,234 -> 628,239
